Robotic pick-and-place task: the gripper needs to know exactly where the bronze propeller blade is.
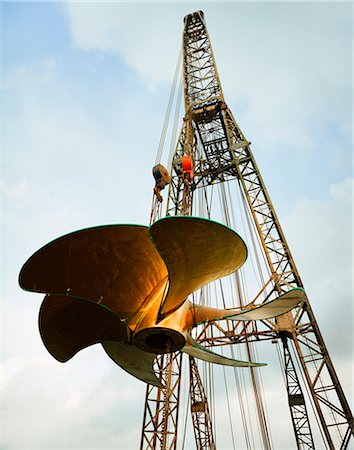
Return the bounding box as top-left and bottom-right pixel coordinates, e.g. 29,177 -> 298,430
19,217 -> 304,386
149,216 -> 247,318
39,294 -> 132,362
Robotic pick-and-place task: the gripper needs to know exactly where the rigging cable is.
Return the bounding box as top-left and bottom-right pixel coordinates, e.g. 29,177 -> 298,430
222,365 -> 237,450
236,179 -> 271,297
220,180 -> 273,449
155,46 -> 182,166
180,370 -> 190,450
167,63 -> 183,171
235,176 -> 330,447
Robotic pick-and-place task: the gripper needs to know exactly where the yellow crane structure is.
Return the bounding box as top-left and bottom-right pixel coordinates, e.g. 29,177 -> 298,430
142,10 -> 353,450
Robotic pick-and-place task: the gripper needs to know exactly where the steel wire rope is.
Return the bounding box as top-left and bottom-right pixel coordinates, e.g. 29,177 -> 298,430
230,344 -> 256,450
227,182 -> 263,449
155,47 -> 182,166
219,339 -> 250,450
236,156 -> 323,449
213,279 -> 239,450
198,178 -> 212,220
236,180 -> 270,297
196,179 -> 239,449
212,278 -> 235,449
207,282 -> 217,447
235,178 -> 279,449
210,362 -> 217,448
221,182 -> 261,441
222,253 -> 261,450
222,183 -> 250,309
236,281 -> 271,447
231,180 -> 264,295
235,235 -> 274,447
167,66 -> 183,172
238,167 -> 318,449
235,180 -> 330,448
235,162 -> 339,449
222,365 -> 237,450
218,182 -> 258,448
219,344 -> 251,450
199,186 -> 215,448
249,336 -> 275,449
215,274 -> 256,450
180,360 -> 191,450
220,180 -> 274,449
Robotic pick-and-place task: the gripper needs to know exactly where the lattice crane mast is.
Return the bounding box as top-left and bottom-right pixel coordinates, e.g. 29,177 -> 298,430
142,10 -> 353,450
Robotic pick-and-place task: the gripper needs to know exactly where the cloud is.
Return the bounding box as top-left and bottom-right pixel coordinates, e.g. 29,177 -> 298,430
63,3 -> 351,153
284,177 -> 353,357
2,354 -> 145,449
62,2 -> 352,224
64,3 -> 183,90
3,3 -> 352,449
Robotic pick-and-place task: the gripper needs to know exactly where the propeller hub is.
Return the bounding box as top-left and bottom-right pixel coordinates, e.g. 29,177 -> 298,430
134,327 -> 185,354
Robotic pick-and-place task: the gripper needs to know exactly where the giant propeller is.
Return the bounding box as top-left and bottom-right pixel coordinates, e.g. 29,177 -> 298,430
19,216 -> 304,387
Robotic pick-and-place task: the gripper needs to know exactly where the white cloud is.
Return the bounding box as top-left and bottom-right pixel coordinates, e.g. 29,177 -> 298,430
63,3 -> 351,156
64,3 -> 183,90
284,178 -> 353,356
2,353 -> 145,448
3,3 -> 352,448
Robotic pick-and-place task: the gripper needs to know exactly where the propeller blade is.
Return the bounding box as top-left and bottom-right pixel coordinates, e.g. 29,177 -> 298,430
186,288 -> 305,327
182,335 -> 265,367
20,225 -> 168,325
150,216 -> 247,318
39,294 -> 132,362
224,288 -> 305,321
102,341 -> 163,388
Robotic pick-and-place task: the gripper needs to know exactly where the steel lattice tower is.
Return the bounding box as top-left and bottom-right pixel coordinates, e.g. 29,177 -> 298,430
140,11 -> 353,450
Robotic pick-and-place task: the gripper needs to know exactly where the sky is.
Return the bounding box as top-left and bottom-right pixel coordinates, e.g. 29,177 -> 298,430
1,2 -> 353,449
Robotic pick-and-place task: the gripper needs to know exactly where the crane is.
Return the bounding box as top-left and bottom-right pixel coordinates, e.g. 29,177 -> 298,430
141,10 -> 353,450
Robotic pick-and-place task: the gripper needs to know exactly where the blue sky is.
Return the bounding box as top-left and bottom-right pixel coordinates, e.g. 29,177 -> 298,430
2,2 -> 353,449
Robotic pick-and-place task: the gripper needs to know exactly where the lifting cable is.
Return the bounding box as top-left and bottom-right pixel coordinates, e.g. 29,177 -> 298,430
231,345 -> 256,450
234,178 -> 277,448
180,372 -> 190,450
215,194 -> 255,449
219,180 -> 274,449
154,46 -> 182,166
236,179 -> 270,297
235,174 -> 329,447
236,176 -> 330,448
167,68 -> 183,172
216,278 -> 253,450
222,365 -> 237,450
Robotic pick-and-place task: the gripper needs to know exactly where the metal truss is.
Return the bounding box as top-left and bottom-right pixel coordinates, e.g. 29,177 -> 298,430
140,353 -> 183,450
144,9 -> 353,450
281,336 -> 315,449
189,356 -> 216,450
167,9 -> 353,449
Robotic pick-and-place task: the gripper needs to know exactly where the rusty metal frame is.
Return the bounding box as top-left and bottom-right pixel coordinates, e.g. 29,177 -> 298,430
140,352 -> 183,450
189,356 -> 216,450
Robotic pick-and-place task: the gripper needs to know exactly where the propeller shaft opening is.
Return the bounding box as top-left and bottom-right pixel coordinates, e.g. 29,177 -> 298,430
134,327 -> 185,354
